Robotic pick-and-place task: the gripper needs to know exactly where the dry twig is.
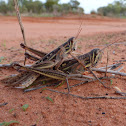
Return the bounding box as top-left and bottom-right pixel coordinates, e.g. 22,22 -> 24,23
66,76 -> 115,89
114,87 -> 126,96
46,88 -> 126,100
13,0 -> 27,65
105,51 -> 109,76
92,68 -> 126,76
0,102 -> 8,107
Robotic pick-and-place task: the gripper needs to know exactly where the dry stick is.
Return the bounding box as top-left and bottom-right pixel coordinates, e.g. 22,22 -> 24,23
46,88 -> 126,100
24,77 -> 90,92
13,0 -> 27,65
75,19 -> 83,39
100,37 -> 122,52
91,41 -> 126,47
98,63 -> 123,70
114,87 -> 126,96
116,66 -> 123,72
0,102 -> 8,107
0,63 -> 120,69
105,51 -> 109,77
114,59 -> 126,63
68,74 -> 94,79
65,76 -> 115,89
24,82 -> 60,92
115,90 -> 126,96
0,64 -> 31,68
92,68 -> 126,76
0,63 -> 125,77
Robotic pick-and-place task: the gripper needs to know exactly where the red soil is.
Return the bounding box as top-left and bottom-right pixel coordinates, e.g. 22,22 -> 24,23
0,15 -> 126,126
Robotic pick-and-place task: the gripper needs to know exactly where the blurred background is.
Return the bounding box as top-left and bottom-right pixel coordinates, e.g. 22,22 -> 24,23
0,0 -> 126,18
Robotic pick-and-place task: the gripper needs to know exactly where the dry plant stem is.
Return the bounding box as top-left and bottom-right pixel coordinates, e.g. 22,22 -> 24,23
98,63 -> 123,70
0,64 -> 14,68
0,64 -> 31,69
68,74 -> 94,79
13,0 -> 27,65
115,91 -> 126,96
0,102 -> 8,107
91,41 -> 126,47
24,85 -> 47,92
105,51 -> 109,77
117,66 -> 123,72
24,78 -> 93,92
92,68 -> 126,76
75,20 -> 83,39
0,63 -> 116,69
88,68 -> 108,88
0,62 -> 121,69
24,82 -> 59,92
100,37 -> 122,52
66,77 -> 70,93
114,59 -> 126,63
46,88 -> 126,100
66,76 -> 115,89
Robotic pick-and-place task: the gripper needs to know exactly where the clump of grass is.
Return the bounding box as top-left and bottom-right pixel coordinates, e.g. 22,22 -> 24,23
110,79 -> 113,85
1,41 -> 6,49
21,104 -> 29,111
54,81 -> 64,87
0,120 -> 19,126
9,108 -> 15,113
46,96 -> 54,103
0,57 -> 5,63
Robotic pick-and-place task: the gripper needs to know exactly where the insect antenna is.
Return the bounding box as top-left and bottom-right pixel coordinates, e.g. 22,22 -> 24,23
75,20 -> 83,39
100,38 -> 122,52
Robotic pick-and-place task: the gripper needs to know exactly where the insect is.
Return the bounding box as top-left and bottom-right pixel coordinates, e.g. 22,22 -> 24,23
19,43 -> 102,73
20,43 -> 102,73
1,37 -> 77,89
1,45 -> 103,93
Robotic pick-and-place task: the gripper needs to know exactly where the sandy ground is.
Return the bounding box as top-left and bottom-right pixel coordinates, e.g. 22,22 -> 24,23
0,15 -> 126,126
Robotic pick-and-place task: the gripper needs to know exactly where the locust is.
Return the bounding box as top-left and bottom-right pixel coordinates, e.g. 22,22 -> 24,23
20,44 -> 102,75
11,47 -> 103,93
1,34 -> 106,93
19,43 -> 106,91
1,44 -> 102,93
1,37 -> 77,89
20,44 -> 102,74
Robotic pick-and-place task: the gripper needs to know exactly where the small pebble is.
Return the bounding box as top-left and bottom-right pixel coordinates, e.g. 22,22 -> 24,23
113,51 -> 115,54
31,125 -> 36,126
102,112 -> 105,114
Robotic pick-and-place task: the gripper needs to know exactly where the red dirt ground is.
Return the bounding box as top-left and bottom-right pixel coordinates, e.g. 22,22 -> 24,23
0,15 -> 126,126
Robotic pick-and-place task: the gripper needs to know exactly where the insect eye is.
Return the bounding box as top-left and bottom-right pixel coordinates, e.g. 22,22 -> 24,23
73,48 -> 76,51
96,51 -> 99,55
71,40 -> 73,44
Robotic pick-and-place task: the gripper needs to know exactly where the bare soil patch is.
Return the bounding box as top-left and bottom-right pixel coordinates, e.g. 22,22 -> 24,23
0,16 -> 126,126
